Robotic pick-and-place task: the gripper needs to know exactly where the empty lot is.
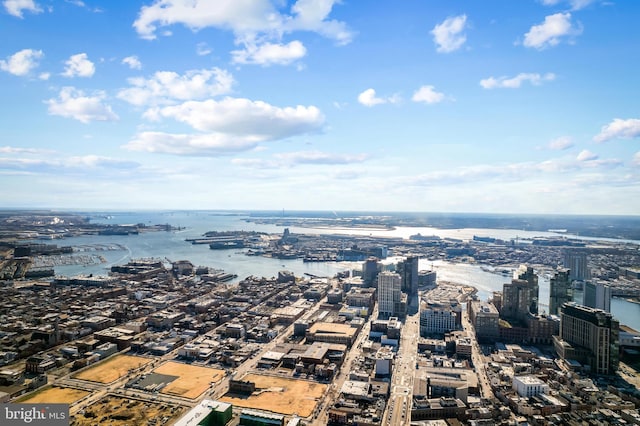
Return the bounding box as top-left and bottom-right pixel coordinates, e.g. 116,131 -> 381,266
73,355 -> 150,384
221,373 -> 326,417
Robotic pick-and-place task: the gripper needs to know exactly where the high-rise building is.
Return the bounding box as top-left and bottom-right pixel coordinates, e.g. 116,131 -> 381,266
398,255 -> 419,296
377,271 -> 402,319
553,302 -> 619,375
515,265 -> 539,315
501,266 -> 539,323
549,268 -> 572,315
564,249 -> 590,281
583,280 -> 611,312
362,257 -> 380,288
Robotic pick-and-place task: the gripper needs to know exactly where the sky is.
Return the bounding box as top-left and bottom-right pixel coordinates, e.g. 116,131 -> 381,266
1,0 -> 639,214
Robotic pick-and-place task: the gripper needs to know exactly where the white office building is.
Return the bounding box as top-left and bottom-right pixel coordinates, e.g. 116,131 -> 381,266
377,271 -> 401,319
512,375 -> 549,398
583,280 -> 611,312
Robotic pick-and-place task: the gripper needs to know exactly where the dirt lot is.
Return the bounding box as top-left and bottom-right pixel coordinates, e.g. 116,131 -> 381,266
619,361 -> 640,389
17,386 -> 89,404
220,373 -> 327,417
73,354 -> 150,384
70,395 -> 185,426
154,361 -> 225,399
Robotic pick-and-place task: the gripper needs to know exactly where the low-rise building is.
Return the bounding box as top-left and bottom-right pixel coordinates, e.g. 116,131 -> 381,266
306,322 -> 359,347
512,375 -> 549,398
412,397 -> 466,421
174,399 -> 232,426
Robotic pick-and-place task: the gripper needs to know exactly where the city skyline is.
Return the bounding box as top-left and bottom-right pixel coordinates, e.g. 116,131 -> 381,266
1,0 -> 639,214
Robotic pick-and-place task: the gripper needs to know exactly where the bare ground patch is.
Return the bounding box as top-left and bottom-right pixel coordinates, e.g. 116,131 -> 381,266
17,386 -> 89,404
70,395 -> 185,426
154,361 -> 225,399
73,355 -> 150,384
220,373 -> 326,417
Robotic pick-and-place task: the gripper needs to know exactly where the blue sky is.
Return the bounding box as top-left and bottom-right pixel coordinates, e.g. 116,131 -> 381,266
1,0 -> 639,214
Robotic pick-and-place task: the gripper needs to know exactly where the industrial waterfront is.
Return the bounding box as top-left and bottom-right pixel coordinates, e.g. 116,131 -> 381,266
39,211 -> 640,330
2,210 -> 640,426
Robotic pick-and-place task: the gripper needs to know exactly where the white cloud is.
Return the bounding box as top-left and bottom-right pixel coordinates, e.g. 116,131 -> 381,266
117,67 -> 234,106
231,40 -> 306,66
286,0 -> 354,45
62,53 -> 95,78
127,97 -> 325,156
38,72 -> 50,80
0,49 -> 43,76
122,55 -> 142,70
133,0 -> 353,45
133,0 -> 280,40
480,72 -> 555,89
431,15 -> 467,53
124,132 -> 262,156
239,153 -> 368,170
357,88 -> 400,107
274,150 -> 368,165
411,85 -> 445,104
405,155 -> 622,187
149,97 -> 324,136
577,149 -> 598,161
633,152 -> 640,167
523,13 -> 581,49
568,0 -> 596,9
357,88 -> 384,107
231,158 -> 278,169
66,155 -> 139,169
594,118 -> 640,143
45,87 -> 119,123
232,150 -> 368,169
3,0 -> 42,18
547,136 -> 574,150
196,42 -> 212,56
0,146 -> 52,154
541,0 -> 596,11
0,154 -> 139,175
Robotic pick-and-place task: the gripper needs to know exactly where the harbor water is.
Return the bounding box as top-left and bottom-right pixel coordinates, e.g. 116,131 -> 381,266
42,210 -> 640,330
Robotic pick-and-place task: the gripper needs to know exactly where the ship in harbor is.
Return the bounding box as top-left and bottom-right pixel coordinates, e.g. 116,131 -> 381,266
185,230 -> 265,250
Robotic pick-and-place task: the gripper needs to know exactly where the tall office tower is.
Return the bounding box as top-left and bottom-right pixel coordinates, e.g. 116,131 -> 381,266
549,268 -> 572,315
564,249 -> 590,281
584,280 -> 612,312
502,279 -> 537,323
362,257 -> 380,288
554,302 -> 619,375
377,271 -> 402,319
398,255 -> 419,296
515,265 -> 539,315
501,266 -> 539,323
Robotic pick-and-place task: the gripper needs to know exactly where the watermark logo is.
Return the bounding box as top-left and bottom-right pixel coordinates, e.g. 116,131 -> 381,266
1,404 -> 69,425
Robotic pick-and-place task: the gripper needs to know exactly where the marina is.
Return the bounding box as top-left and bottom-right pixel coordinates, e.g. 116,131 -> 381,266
24,210 -> 640,331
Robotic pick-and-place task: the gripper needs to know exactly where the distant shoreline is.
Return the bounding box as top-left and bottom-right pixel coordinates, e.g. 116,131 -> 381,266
2,209 -> 640,242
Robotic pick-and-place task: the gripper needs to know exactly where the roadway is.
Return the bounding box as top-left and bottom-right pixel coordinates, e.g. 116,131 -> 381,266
382,304 -> 420,426
461,308 -> 496,401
